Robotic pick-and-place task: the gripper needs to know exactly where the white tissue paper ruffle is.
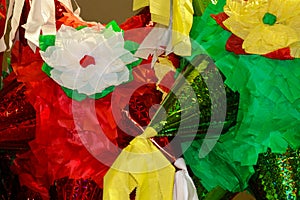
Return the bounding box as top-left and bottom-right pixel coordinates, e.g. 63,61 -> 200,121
40,25 -> 138,96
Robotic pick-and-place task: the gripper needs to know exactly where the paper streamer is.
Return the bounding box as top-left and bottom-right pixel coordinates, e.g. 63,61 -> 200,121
22,0 -> 56,51
103,127 -> 175,200
173,158 -> 199,200
0,0 -> 15,52
133,0 -> 170,26
133,0 -> 193,57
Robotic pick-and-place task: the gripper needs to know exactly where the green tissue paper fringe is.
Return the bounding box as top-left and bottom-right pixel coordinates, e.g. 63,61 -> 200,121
182,0 -> 300,194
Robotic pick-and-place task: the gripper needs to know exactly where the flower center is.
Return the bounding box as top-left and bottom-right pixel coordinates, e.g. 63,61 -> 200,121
263,12 -> 277,25
80,55 -> 96,68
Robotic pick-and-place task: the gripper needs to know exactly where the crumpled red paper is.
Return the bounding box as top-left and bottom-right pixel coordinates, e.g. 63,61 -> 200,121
10,1 -> 178,199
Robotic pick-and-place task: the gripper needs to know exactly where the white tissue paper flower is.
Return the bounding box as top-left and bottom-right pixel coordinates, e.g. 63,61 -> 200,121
40,25 -> 137,96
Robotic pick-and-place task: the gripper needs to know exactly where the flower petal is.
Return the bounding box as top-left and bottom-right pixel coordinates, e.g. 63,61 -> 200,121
243,24 -> 299,54
61,39 -> 90,60
108,59 -> 128,73
285,15 -> 300,39
91,41 -> 115,66
269,0 -> 300,23
40,46 -> 78,69
76,66 -> 97,83
102,67 -> 129,87
102,73 -> 119,85
223,0 -> 268,39
50,69 -> 64,85
58,26 -> 103,59
88,75 -> 107,93
59,69 -> 81,90
77,83 -> 97,96
116,70 -> 130,84
289,42 -> 300,58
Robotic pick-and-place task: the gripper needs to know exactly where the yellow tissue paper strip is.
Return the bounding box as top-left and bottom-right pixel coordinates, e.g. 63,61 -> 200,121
103,127 -> 175,200
133,0 -> 193,56
133,0 -> 170,26
133,0 -> 149,11
172,0 -> 193,56
154,57 -> 176,99
154,57 -> 176,83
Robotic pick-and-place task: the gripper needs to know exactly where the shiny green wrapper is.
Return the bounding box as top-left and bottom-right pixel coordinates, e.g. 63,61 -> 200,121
250,148 -> 300,200
149,54 -> 239,139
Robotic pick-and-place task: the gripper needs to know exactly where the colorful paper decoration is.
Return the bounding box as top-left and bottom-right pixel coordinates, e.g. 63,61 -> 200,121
40,23 -> 137,99
183,0 -> 300,193
103,127 -> 175,200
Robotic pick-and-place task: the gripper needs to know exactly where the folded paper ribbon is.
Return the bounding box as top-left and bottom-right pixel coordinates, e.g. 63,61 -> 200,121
173,158 -> 198,200
133,0 -> 193,57
103,127 -> 175,200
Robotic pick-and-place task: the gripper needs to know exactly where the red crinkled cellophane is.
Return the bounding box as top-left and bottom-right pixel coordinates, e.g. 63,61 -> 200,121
10,1 -> 178,199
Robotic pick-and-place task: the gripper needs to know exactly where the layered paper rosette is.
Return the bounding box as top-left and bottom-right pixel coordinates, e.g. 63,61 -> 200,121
223,0 -> 300,57
40,22 -> 139,101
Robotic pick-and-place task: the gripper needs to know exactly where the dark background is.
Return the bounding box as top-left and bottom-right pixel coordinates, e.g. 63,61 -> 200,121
74,0 -> 138,24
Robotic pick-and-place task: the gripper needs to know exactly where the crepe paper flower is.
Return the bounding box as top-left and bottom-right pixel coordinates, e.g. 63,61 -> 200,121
40,22 -> 139,100
211,12 -> 295,59
222,0 -> 300,57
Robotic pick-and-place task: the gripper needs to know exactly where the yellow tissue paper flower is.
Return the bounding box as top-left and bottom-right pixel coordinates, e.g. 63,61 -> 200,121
223,0 -> 300,56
